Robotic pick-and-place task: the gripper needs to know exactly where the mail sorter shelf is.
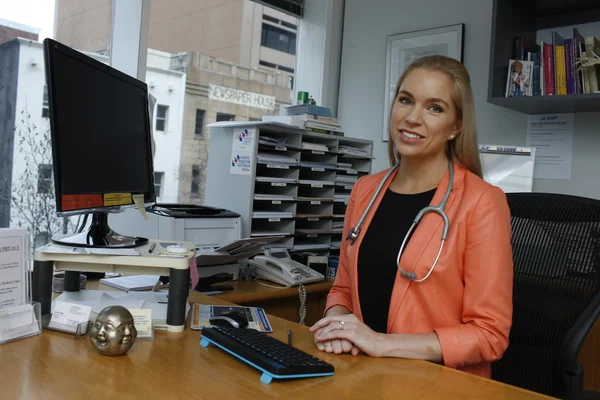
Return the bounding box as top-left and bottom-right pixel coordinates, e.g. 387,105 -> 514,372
205,122 -> 373,252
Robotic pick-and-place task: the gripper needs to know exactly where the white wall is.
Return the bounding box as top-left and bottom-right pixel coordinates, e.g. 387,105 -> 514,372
338,0 -> 600,199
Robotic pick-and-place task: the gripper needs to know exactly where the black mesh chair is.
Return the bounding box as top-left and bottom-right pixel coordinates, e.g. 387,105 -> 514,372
492,193 -> 600,399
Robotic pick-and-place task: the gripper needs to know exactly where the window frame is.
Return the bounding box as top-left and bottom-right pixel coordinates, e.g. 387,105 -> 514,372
194,109 -> 206,136
261,22 -> 297,55
154,171 -> 164,198
155,104 -> 168,132
216,113 -> 235,123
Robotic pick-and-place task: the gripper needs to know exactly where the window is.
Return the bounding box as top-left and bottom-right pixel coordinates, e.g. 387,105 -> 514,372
263,15 -> 279,24
259,60 -> 277,69
154,171 -> 164,198
42,86 -> 49,118
216,113 -> 235,122
191,165 -> 200,195
281,21 -> 297,30
278,65 -> 294,73
261,23 -> 296,55
155,105 -> 168,131
194,109 -> 205,135
37,164 -> 53,194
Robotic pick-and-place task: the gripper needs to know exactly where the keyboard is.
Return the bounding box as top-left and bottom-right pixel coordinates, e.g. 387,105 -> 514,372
200,326 -> 334,384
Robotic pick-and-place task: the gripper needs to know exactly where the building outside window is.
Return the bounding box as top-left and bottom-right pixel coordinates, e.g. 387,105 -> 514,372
42,85 -> 49,118
155,104 -> 168,131
216,113 -> 235,122
154,171 -> 164,198
37,164 -> 53,194
194,109 -> 205,135
261,23 -> 296,55
191,165 -> 200,195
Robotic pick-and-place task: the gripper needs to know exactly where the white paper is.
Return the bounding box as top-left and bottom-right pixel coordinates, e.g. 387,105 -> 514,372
0,229 -> 28,309
0,304 -> 40,342
49,301 -> 92,333
91,292 -> 145,314
230,128 -> 255,176
130,309 -> 153,339
526,114 -> 574,179
479,145 -> 536,192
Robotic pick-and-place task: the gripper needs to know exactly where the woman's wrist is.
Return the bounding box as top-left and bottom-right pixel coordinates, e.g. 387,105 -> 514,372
325,305 -> 351,317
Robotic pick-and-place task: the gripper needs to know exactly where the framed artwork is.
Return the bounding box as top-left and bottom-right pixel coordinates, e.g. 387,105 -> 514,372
382,24 -> 464,141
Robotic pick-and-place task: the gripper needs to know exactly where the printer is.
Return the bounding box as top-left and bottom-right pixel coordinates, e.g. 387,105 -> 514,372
109,203 -> 242,274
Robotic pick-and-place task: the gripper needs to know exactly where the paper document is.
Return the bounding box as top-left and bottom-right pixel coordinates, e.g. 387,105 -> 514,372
100,275 -> 160,291
479,145 -> 535,192
0,303 -> 40,342
526,113 -> 574,179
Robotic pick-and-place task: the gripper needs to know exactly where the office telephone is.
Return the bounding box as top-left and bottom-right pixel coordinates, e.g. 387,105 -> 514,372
248,249 -> 324,287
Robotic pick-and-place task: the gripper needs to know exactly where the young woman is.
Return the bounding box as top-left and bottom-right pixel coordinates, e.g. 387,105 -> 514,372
310,55 -> 513,378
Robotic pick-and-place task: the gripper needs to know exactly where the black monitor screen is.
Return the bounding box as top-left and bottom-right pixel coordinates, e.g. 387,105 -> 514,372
44,39 -> 155,214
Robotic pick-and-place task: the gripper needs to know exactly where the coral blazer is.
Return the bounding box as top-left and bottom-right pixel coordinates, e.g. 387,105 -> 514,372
326,162 -> 513,378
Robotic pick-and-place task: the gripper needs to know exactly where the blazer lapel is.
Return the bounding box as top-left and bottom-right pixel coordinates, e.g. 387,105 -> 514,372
386,162 -> 466,331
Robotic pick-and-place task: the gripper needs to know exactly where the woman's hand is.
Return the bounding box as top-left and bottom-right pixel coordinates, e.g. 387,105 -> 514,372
310,314 -> 385,357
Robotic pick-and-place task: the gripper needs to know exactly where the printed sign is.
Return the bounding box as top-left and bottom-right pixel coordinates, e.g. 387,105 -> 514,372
104,193 -> 132,206
61,194 -> 103,211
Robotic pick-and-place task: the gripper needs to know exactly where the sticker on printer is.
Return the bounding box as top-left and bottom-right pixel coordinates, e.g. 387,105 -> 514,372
103,193 -> 132,206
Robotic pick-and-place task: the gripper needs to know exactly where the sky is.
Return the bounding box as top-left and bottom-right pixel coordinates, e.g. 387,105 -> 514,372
0,0 -> 55,40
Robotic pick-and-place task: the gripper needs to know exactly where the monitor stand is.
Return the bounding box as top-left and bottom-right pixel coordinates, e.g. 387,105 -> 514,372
51,212 -> 148,248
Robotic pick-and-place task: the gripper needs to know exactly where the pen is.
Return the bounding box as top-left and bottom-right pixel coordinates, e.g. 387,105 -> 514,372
288,329 -> 293,347
148,242 -> 156,253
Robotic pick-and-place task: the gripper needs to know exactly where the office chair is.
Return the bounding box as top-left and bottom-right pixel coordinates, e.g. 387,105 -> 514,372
492,193 -> 600,399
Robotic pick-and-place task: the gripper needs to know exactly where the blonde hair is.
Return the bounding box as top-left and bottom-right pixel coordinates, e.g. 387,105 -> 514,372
387,55 -> 482,178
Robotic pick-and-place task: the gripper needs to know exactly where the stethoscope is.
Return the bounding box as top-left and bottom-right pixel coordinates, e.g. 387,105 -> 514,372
346,158 -> 453,282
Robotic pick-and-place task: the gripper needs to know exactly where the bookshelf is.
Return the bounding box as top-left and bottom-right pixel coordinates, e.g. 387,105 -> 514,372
487,0 -> 600,114
205,121 -> 373,255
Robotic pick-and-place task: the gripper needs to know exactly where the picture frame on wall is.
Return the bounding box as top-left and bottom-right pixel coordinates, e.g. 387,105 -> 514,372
382,24 -> 465,141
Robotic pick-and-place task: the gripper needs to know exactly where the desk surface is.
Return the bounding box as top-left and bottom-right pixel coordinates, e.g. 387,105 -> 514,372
1,292 -> 553,399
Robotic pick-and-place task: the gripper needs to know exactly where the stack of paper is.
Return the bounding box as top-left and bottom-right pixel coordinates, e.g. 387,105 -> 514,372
300,161 -> 336,169
302,142 -> 329,152
338,145 -> 368,157
299,179 -> 334,186
256,176 -> 297,184
252,211 -> 294,219
259,136 -> 288,147
257,152 -> 297,165
254,194 -> 295,201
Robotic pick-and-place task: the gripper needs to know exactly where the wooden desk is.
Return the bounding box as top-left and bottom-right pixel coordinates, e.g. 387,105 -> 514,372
0,291 -> 553,399
213,280 -> 333,326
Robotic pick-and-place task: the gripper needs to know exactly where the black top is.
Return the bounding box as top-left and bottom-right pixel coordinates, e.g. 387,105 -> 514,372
357,188 -> 436,333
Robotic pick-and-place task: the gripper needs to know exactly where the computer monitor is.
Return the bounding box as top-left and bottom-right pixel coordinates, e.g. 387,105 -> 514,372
43,39 -> 155,248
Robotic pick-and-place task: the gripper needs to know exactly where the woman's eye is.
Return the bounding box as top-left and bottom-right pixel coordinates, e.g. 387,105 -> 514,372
398,97 -> 411,105
429,105 -> 442,113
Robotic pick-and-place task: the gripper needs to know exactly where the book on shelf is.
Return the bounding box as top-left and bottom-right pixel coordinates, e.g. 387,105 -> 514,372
504,29 -> 600,97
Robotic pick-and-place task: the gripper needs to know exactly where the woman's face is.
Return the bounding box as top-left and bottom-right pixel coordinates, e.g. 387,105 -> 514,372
390,68 -> 461,161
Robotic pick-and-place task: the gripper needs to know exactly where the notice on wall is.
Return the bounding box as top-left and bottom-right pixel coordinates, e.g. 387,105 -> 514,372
230,128 -> 256,176
0,229 -> 29,310
526,113 -> 574,180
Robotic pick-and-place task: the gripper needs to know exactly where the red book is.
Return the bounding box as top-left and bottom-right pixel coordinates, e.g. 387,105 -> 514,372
544,42 -> 555,95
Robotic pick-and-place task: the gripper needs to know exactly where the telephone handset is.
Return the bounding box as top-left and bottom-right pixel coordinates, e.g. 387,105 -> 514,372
248,249 -> 325,287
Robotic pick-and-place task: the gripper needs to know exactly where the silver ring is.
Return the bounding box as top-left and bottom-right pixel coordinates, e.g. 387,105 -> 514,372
324,342 -> 332,347
339,321 -> 345,330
